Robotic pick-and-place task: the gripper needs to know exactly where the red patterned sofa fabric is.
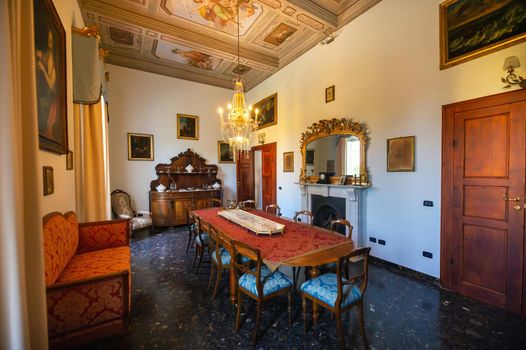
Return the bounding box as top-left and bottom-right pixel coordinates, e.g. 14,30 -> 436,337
42,212 -> 131,347
77,218 -> 130,254
47,272 -> 129,338
43,212 -> 80,286
57,246 -> 130,283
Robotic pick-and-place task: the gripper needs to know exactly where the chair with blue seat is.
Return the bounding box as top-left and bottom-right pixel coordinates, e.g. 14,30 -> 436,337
265,203 -> 281,216
292,210 -> 314,290
232,240 -> 293,346
191,213 -> 209,274
185,203 -> 197,253
206,224 -> 249,300
319,219 -> 354,272
300,247 -> 371,350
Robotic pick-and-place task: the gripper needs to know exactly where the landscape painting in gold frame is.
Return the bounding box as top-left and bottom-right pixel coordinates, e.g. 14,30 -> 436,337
128,133 -> 154,161
177,114 -> 199,140
439,0 -> 526,69
387,136 -> 415,172
255,93 -> 277,130
218,141 -> 234,163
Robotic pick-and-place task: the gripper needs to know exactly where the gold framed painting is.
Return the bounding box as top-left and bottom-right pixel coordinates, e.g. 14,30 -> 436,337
218,141 -> 234,163
439,0 -> 526,69
177,114 -> 199,140
128,133 -> 154,161
43,166 -> 54,195
325,85 -> 335,103
255,93 -> 277,130
34,0 -> 68,154
387,136 -> 415,172
283,152 -> 294,172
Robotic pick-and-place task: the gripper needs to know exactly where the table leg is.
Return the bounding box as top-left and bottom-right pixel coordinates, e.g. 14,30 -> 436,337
229,266 -> 236,304
309,266 -> 320,325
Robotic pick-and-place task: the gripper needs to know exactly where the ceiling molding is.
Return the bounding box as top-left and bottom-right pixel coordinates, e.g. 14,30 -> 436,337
79,0 -> 381,90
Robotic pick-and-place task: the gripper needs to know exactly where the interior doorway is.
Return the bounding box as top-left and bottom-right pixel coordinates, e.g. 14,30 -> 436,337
441,89 -> 526,316
236,142 -> 276,210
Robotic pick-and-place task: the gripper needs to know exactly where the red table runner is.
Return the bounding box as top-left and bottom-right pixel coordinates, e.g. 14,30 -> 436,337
194,208 -> 351,270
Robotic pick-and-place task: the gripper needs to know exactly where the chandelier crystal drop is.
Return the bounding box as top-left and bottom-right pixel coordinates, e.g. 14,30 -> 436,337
218,0 -> 259,157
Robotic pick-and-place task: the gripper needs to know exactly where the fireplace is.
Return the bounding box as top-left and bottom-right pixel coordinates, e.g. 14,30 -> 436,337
298,183 -> 368,246
311,195 -> 346,234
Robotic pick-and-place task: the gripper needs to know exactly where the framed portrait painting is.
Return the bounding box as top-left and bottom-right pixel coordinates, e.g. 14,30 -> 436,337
33,0 -> 68,154
387,136 -> 415,172
440,0 -> 526,69
128,133 -> 154,161
218,141 -> 234,163
283,152 -> 294,172
255,93 -> 277,130
177,114 -> 199,140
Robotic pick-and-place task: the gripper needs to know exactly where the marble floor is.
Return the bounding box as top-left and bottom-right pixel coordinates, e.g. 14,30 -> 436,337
86,227 -> 526,349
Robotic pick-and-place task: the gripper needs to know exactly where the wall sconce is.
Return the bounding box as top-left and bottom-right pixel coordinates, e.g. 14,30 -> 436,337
257,132 -> 266,145
502,56 -> 525,89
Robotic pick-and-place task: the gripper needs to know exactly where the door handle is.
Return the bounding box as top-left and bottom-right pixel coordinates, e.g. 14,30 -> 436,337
513,205 -> 522,211
503,196 -> 521,202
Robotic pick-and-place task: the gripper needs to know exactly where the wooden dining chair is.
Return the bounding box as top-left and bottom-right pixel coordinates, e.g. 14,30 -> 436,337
300,247 -> 371,350
191,213 -> 209,274
319,219 -> 355,272
207,198 -> 222,208
293,210 -> 314,224
331,219 -> 353,239
241,199 -> 256,209
292,210 -> 314,289
232,240 -> 293,346
185,203 -> 197,253
265,204 -> 281,216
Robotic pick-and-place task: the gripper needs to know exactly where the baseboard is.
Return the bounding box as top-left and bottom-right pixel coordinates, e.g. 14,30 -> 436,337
369,256 -> 440,286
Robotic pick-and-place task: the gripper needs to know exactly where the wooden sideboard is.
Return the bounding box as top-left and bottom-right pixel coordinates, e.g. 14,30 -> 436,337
149,149 -> 222,227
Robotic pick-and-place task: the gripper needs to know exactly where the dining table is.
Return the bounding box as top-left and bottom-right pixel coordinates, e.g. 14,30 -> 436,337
193,207 -> 356,324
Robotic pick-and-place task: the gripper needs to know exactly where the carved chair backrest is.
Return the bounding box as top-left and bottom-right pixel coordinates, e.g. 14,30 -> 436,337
330,219 -> 353,240
293,210 -> 313,224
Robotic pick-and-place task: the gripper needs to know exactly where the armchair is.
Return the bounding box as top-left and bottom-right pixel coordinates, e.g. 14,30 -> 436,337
111,189 -> 152,232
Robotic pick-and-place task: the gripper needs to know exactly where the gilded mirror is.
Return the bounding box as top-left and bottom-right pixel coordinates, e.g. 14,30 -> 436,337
299,118 -> 369,184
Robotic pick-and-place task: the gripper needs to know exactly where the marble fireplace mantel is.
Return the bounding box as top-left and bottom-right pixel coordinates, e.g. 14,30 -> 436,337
296,182 -> 369,246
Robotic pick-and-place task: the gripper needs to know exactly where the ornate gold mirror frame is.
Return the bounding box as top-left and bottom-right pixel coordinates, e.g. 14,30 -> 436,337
299,118 -> 369,183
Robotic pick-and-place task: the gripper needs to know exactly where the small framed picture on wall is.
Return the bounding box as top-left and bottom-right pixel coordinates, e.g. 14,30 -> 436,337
325,85 -> 335,103
218,141 -> 234,163
177,114 -> 199,140
283,152 -> 294,172
128,133 -> 154,161
387,136 -> 415,172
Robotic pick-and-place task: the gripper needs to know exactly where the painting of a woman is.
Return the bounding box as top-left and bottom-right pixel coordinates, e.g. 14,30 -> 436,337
33,0 -> 67,154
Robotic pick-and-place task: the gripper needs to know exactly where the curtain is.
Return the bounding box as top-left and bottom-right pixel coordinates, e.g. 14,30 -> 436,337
74,99 -> 111,222
1,0 -> 48,349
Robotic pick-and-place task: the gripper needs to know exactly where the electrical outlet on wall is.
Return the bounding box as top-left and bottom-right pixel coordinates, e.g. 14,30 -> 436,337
378,239 -> 386,245
369,237 -> 377,243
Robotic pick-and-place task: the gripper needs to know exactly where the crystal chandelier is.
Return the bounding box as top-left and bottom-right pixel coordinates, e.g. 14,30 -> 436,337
218,0 -> 259,156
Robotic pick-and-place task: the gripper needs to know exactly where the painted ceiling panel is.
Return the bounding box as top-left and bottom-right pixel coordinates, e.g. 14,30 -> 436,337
79,0 -> 381,90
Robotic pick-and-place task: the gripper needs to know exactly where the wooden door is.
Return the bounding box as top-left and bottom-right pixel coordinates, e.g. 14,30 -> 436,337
442,90 -> 526,314
236,150 -> 254,203
260,142 -> 276,210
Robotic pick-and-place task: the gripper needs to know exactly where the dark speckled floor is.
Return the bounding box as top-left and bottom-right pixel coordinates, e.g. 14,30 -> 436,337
85,227 -> 526,349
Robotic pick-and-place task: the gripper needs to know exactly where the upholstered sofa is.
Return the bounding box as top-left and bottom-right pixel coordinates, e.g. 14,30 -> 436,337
43,211 -> 131,348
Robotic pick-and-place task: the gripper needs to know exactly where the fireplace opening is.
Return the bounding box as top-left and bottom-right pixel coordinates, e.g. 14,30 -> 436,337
311,195 -> 346,235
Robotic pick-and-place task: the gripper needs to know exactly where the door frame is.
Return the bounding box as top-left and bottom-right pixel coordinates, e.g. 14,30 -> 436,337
441,89 -> 526,317
251,142 -> 277,210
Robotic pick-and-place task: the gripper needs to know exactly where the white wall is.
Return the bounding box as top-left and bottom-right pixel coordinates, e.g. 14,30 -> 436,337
39,0 -> 84,215
107,65 -> 236,211
247,0 -> 526,277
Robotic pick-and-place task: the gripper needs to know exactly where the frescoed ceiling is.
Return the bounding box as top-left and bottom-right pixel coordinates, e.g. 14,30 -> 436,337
78,0 -> 381,90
